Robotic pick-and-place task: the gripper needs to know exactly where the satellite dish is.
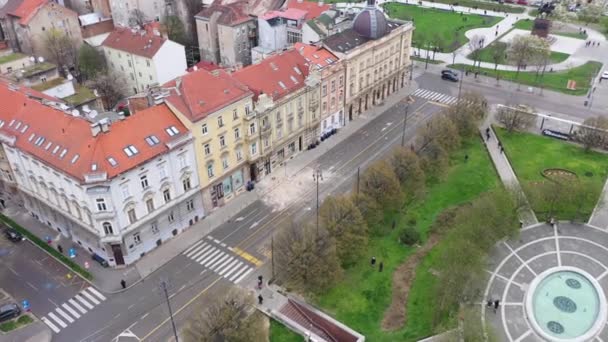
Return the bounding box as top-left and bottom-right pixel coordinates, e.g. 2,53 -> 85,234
67,74 -> 73,81
29,56 -> 35,62
71,109 -> 80,117
37,56 -> 44,63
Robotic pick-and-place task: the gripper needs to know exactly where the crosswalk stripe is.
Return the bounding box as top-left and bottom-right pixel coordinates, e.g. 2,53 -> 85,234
62,303 -> 81,319
229,265 -> 250,282
212,256 -> 234,272
42,317 -> 60,333
85,287 -> 107,301
223,261 -> 243,279
80,290 -> 101,305
197,248 -> 220,264
48,312 -> 67,328
208,254 -> 230,269
418,89 -> 432,98
413,88 -> 424,96
206,236 -> 213,240
75,295 -> 94,310
203,251 -> 226,267
431,93 -> 443,101
55,307 -> 74,323
68,299 -> 87,314
219,259 -> 240,276
183,240 -> 205,255
234,267 -> 254,284
189,243 -> 212,260
194,246 -> 218,263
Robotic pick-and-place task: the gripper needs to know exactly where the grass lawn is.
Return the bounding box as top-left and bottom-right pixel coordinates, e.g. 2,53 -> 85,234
270,320 -> 303,342
513,19 -> 587,39
429,0 -> 524,13
0,315 -> 34,332
411,56 -> 444,64
314,137 -> 499,341
495,127 -> 608,220
383,3 -> 502,52
472,41 -> 570,65
449,61 -> 602,95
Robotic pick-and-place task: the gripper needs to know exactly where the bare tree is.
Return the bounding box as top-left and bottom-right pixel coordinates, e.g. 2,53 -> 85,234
183,288 -> 265,342
360,160 -> 403,209
495,106 -> 536,133
468,34 -> 484,74
129,9 -> 148,28
42,28 -> 79,77
390,147 -> 426,199
87,72 -> 128,109
448,92 -> 488,138
490,42 -> 508,84
508,35 -> 538,90
575,116 -> 608,151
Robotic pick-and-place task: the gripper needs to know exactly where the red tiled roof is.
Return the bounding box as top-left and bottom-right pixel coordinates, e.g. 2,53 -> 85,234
196,1 -> 252,26
285,0 -> 330,20
261,8 -> 308,21
294,42 -> 338,68
0,82 -> 188,182
187,61 -> 222,73
2,0 -> 77,25
163,68 -> 252,123
232,49 -> 310,101
102,27 -> 166,59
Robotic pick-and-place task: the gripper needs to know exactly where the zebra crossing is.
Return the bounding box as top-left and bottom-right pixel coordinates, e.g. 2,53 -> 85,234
412,88 -> 459,105
182,236 -> 256,285
41,286 -> 106,333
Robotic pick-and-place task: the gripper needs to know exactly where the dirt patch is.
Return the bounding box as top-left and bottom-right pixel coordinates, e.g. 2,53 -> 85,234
541,168 -> 577,183
381,233 -> 442,331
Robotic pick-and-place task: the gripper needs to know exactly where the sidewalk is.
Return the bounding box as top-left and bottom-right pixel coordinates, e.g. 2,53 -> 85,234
588,179 -> 608,229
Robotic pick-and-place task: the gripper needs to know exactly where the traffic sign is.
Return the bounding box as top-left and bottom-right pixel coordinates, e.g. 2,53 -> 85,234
68,248 -> 76,258
22,299 -> 30,311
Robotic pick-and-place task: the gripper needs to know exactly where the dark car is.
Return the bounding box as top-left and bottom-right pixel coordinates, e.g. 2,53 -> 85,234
91,253 -> 109,268
4,228 -> 23,242
441,73 -> 459,82
0,304 -> 20,322
441,69 -> 457,76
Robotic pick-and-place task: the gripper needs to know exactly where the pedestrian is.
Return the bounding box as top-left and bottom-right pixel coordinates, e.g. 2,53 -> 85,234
494,299 -> 500,313
485,127 -> 491,140
487,299 -> 493,308
258,294 -> 263,305
500,146 -> 504,154
495,30 -> 498,37
0,198 -> 5,208
371,256 -> 376,267
464,154 -> 469,162
57,245 -> 63,254
520,220 -> 523,228
257,275 -> 263,289
379,262 -> 384,272
120,279 -> 126,289
392,220 -> 396,230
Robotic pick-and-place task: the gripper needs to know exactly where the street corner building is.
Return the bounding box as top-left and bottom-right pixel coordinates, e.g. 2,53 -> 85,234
0,81 -> 204,267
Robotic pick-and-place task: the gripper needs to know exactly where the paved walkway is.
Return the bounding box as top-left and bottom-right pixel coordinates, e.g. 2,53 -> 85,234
588,179 -> 608,229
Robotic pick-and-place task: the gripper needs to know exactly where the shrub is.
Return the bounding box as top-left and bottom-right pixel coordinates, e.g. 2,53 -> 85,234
399,225 -> 421,246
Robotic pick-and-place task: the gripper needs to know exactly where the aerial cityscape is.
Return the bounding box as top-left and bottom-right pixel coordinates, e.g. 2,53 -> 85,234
0,0 -> 607,341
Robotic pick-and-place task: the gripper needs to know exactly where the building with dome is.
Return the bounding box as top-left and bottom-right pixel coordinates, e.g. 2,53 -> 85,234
323,0 -> 413,121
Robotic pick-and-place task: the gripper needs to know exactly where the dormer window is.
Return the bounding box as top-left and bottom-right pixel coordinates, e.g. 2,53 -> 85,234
165,126 -> 179,136
123,145 -> 139,157
59,149 -> 68,159
71,154 -> 80,164
145,135 -> 160,146
107,157 -> 117,167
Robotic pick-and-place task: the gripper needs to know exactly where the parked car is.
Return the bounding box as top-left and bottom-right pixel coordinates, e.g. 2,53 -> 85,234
517,0 -> 528,5
441,69 -> 458,77
91,253 -> 109,268
600,71 -> 608,80
441,72 -> 459,82
0,303 -> 20,322
4,227 -> 23,242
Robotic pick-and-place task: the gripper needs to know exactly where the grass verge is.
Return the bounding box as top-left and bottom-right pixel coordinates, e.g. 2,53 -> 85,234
270,320 -> 303,342
411,56 -> 444,64
0,214 -> 93,280
449,61 -> 602,95
427,0 -> 524,13
472,41 -> 570,65
314,137 -> 499,341
384,3 -> 502,52
0,315 -> 34,332
513,19 -> 587,39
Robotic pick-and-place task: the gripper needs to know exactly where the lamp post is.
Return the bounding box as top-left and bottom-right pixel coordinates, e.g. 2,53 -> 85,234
313,167 -> 323,238
159,280 -> 179,342
401,103 -> 410,147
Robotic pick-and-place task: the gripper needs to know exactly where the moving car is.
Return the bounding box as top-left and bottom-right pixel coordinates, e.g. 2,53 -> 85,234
600,71 -> 608,80
441,72 -> 459,82
4,227 -> 23,242
0,304 -> 20,322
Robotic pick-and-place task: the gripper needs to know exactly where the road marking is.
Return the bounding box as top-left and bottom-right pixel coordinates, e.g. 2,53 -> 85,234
234,267 -> 254,284
212,256 -> 234,272
8,267 -> 19,276
202,250 -> 226,268
68,299 -> 87,314
207,254 -> 230,269
213,239 -> 221,244
86,287 -> 107,301
80,289 -> 101,305
128,304 -> 135,310
41,317 -> 60,333
74,294 -> 94,310
189,243 -> 212,259
55,307 -> 74,323
228,264 -> 249,282
232,247 -> 262,267
182,240 -> 205,255
222,261 -> 243,279
140,313 -> 149,320
206,236 -> 213,240
47,312 -> 67,328
62,303 -> 80,319
26,281 -> 39,291
218,259 -> 239,276
196,247 -> 220,264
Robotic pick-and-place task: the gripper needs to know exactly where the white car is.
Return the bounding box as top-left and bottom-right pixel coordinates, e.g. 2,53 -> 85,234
601,71 -> 608,80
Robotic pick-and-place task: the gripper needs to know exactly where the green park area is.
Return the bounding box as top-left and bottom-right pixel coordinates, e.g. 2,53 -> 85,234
270,320 -> 303,342
430,0 -> 524,13
0,315 -> 33,332
450,61 -> 602,95
496,127 -> 608,220
513,19 -> 587,39
473,41 -> 570,65
383,3 -> 502,52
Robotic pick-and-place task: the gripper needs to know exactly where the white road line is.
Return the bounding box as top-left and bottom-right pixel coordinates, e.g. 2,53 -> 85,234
75,295 -> 94,310
80,290 -> 101,305
212,256 -> 234,272
197,248 -> 220,264
417,89 -> 431,98
228,265 -> 250,282
218,259 -> 240,276
234,267 -> 254,284
47,312 -> 67,328
554,224 -> 562,266
220,243 -> 226,247
202,251 -> 226,267
189,243 -> 212,260
514,330 -> 532,342
430,93 -> 443,101
222,261 -> 243,278
206,236 -> 213,240
186,242 -> 208,258
213,239 -> 221,244
413,89 -> 424,96
62,303 -> 80,319
41,317 -> 60,333
85,287 -> 107,301
208,254 -> 230,269
183,240 -> 205,255
68,299 -> 87,314
192,245 -> 216,262
55,307 -> 74,323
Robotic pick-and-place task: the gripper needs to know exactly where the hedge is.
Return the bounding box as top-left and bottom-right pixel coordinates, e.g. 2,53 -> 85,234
0,315 -> 33,332
0,214 -> 93,280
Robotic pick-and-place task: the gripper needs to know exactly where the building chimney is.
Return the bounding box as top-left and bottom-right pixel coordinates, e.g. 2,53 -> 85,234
90,122 -> 101,136
100,118 -> 110,132
193,65 -> 198,71
319,1 -> 324,5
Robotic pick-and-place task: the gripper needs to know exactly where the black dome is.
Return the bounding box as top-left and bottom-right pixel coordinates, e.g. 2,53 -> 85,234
353,4 -> 388,39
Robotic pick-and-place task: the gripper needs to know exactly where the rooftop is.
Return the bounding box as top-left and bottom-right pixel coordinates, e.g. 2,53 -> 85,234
101,27 -> 167,59
64,85 -> 97,106
323,20 -> 405,54
0,52 -> 27,65
20,62 -> 56,78
294,42 -> 338,69
260,8 -> 308,21
30,77 -> 65,91
196,1 -> 253,26
285,0 -> 331,20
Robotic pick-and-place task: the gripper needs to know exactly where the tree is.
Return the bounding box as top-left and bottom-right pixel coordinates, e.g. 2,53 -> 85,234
490,42 -> 508,84
416,113 -> 461,154
274,222 -> 342,293
360,160 -> 403,209
183,288 -> 265,342
468,34 -> 484,74
87,72 -> 128,109
320,195 -> 368,266
129,9 -> 148,27
78,44 -> 105,81
351,193 -> 383,227
495,106 -> 536,133
163,15 -> 188,45
578,4 -> 603,24
508,35 -> 538,89
528,37 -> 551,86
390,147 -> 426,199
575,116 -> 608,151
42,29 -> 79,77
447,92 -> 488,138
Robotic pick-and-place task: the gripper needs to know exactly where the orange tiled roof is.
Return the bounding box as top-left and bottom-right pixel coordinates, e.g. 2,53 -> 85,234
163,68 -> 252,123
232,49 -> 310,101
2,0 -> 76,25
285,0 -> 330,20
0,82 -> 188,182
294,42 -> 338,68
102,27 -> 166,59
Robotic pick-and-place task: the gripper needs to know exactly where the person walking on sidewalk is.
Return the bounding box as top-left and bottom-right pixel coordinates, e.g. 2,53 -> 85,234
121,279 -> 126,289
258,294 -> 264,305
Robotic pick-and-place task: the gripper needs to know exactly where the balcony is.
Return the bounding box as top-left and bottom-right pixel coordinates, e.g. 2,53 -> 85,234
297,107 -> 304,115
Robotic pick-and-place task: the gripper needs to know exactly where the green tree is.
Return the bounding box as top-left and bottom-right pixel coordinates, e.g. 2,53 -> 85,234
390,147 -> 426,199
163,15 -> 188,45
508,35 -> 537,90
447,92 -> 488,138
42,28 -> 78,76
78,44 -> 105,81
490,42 -> 508,83
351,193 -> 383,228
360,160 -> 403,209
320,195 -> 368,267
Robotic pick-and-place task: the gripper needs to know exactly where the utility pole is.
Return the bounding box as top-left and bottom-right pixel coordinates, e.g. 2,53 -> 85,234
356,167 -> 360,196
458,64 -> 465,101
271,235 -> 275,281
313,167 -> 323,238
159,280 -> 179,342
401,103 -> 409,147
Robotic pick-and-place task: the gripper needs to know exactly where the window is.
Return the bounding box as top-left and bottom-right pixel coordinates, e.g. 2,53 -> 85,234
236,148 -> 243,161
96,198 -> 107,211
219,135 -> 226,148
138,72 -> 142,77
245,104 -> 251,116
71,154 -> 80,164
234,128 -> 240,140
183,177 -> 191,191
128,209 -> 137,224
201,124 -> 208,135
178,155 -> 187,168
140,175 -> 149,188
121,185 -> 130,200
186,199 -> 194,212
103,222 -> 114,235
107,157 -> 118,167
159,165 -> 167,179
207,164 -> 214,178
146,198 -> 154,213
249,123 -> 256,135
331,80 -> 336,91
145,135 -> 160,146
165,126 -> 180,136
222,157 -> 229,170
133,232 -> 141,245
123,145 -> 139,157
250,142 -> 257,156
322,84 -> 327,96
233,109 -> 238,120
151,222 -> 159,234
146,60 -> 151,67
163,189 -> 171,203
217,116 -> 224,127
168,211 -> 175,223
204,144 -> 211,155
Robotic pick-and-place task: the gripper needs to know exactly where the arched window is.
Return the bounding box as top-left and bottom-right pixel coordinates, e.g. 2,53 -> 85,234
72,201 -> 82,220
103,222 -> 114,235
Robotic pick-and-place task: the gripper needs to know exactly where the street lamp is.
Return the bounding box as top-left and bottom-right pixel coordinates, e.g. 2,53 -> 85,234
401,103 -> 410,147
159,279 -> 179,342
313,167 -> 323,238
